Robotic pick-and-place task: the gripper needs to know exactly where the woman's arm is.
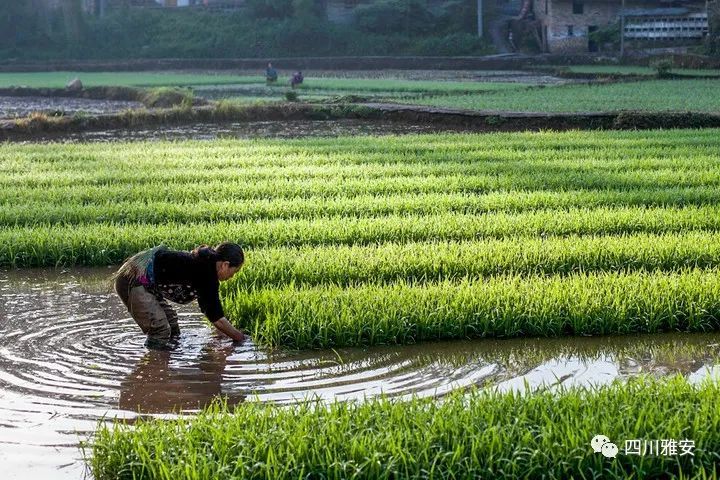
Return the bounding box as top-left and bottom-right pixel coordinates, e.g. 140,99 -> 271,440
213,317 -> 246,343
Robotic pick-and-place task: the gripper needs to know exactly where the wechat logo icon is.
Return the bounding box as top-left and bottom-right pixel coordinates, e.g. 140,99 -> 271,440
591,435 -> 618,458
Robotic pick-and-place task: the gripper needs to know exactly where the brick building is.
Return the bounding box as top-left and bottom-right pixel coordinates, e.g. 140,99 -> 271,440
534,0 -> 710,53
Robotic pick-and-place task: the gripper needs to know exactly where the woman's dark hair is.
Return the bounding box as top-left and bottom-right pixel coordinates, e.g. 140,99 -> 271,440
191,242 -> 244,267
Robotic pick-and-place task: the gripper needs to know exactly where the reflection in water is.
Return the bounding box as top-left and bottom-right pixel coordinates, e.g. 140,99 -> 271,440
119,342 -> 245,414
1,267 -> 720,478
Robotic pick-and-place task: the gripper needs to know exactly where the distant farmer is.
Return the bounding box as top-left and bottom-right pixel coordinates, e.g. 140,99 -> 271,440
290,70 -> 304,89
113,242 -> 246,350
265,62 -> 278,84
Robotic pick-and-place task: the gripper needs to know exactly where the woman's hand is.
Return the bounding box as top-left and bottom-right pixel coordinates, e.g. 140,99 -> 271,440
213,317 -> 246,343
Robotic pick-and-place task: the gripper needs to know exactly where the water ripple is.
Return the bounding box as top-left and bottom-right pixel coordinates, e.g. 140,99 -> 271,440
2,268 -> 720,478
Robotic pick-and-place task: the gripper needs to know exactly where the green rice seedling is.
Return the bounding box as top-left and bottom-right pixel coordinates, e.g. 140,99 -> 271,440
409,79 -> 720,112
226,231 -> 720,290
7,187 -> 720,226
224,269 -> 720,348
88,376 -> 720,479
6,205 -> 720,267
564,65 -> 720,77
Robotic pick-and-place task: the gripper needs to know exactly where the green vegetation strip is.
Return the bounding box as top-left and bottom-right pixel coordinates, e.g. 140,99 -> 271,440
409,79 -> 720,112
230,232 -> 720,289
225,269 -> 720,348
11,183 -> 720,224
7,205 -> 720,267
0,71 -> 522,94
293,77 -> 523,94
0,72 -> 262,88
563,65 -> 720,77
89,377 -> 720,479
5,187 -> 720,225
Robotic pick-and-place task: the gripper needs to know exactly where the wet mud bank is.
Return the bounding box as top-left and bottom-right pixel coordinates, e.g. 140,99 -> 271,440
0,95 -> 143,119
0,85 -> 146,102
0,85 -> 206,110
3,102 -> 720,142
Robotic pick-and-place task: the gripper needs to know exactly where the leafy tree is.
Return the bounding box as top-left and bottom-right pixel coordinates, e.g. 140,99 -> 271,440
436,0 -> 477,34
245,0 -> 294,19
0,0 -> 31,48
707,1 -> 720,56
353,0 -> 435,36
61,0 -> 85,44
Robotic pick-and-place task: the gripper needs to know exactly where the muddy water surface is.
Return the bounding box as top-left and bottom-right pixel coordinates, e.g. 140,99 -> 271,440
0,96 -> 142,119
22,119 -> 479,143
1,268 -> 720,479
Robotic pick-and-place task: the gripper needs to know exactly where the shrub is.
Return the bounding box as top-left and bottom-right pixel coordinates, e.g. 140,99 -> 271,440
651,59 -> 674,79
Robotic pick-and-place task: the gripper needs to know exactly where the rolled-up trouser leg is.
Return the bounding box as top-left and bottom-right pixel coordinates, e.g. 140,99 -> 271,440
114,274 -> 132,311
158,297 -> 180,337
115,276 -> 171,349
131,287 -> 171,349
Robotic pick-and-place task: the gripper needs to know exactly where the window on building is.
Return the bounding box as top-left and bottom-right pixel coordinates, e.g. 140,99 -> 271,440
545,0 -> 548,15
567,25 -> 574,36
572,0 -> 584,14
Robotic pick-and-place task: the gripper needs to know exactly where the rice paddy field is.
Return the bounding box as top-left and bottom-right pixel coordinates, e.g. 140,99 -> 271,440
4,69 -> 720,115
6,124 -> 720,478
0,71 -> 262,88
408,78 -> 720,112
560,65 -> 720,77
4,129 -> 720,349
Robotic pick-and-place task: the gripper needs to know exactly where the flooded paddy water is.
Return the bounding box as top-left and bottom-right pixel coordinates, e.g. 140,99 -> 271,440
0,96 -> 142,119
19,119 -> 478,143
1,268 -> 720,478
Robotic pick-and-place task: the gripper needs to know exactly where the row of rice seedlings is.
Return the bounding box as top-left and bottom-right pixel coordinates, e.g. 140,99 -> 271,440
6,143 -> 718,166
223,269 -> 720,348
8,147 -> 717,184
412,79 -> 720,112
6,147 -> 720,179
6,128 -> 718,163
5,206 -> 720,266
8,187 -> 720,226
8,168 -> 720,208
7,161 -> 720,191
89,376 -> 720,480
226,232 -> 720,290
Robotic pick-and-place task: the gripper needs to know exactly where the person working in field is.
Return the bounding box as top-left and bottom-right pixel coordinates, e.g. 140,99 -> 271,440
290,70 -> 304,89
114,242 -> 246,350
265,62 -> 278,84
